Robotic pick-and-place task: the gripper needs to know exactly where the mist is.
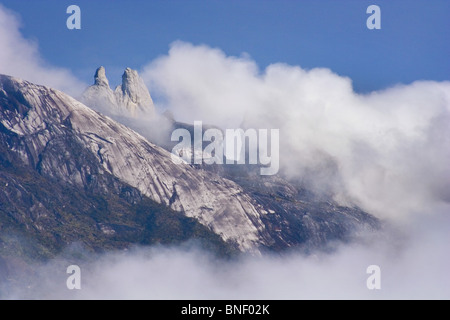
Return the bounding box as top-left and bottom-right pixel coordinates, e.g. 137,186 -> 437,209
1,211 -> 449,300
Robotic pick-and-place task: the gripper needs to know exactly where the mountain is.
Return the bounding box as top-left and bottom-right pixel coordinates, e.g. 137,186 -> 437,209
0,72 -> 380,266
0,74 -> 276,253
0,74 -> 236,262
80,67 -> 381,250
81,67 -> 155,118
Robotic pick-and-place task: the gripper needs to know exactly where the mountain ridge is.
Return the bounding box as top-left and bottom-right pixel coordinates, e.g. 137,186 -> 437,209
0,73 -> 380,262
0,74 -> 274,253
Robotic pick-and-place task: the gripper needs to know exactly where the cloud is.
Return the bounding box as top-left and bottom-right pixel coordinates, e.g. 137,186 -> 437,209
142,41 -> 450,221
0,5 -> 85,96
2,212 -> 449,299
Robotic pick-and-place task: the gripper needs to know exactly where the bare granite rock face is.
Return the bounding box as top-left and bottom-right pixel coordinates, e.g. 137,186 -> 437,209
115,67 -> 154,116
0,74 -> 271,252
0,73 -> 380,256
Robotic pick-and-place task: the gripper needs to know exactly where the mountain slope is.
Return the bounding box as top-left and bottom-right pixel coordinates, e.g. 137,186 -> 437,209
1,73 -> 381,261
0,143 -> 235,261
80,67 -> 381,251
0,74 -> 274,252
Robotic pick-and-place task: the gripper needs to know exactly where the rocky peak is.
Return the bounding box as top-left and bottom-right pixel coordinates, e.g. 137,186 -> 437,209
120,67 -> 140,97
115,67 -> 154,114
94,66 -> 109,87
81,66 -> 155,118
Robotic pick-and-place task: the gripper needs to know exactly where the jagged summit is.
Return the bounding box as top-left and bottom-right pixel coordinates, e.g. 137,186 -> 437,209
115,67 -> 154,113
81,66 -> 155,118
120,67 -> 140,95
94,66 -> 109,87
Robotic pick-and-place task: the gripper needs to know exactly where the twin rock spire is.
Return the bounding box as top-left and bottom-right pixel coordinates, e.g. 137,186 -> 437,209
82,66 -> 155,118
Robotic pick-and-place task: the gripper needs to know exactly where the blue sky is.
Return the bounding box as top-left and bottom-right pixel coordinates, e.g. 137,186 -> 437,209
1,0 -> 449,92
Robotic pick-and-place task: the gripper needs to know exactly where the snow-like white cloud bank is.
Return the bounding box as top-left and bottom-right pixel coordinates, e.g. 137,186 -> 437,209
142,41 -> 450,221
2,212 -> 449,300
0,5 -> 85,96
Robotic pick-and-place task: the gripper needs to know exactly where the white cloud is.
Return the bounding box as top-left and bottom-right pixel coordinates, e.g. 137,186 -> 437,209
142,41 -> 450,221
0,5 -> 85,96
3,212 -> 449,299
